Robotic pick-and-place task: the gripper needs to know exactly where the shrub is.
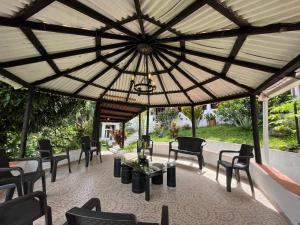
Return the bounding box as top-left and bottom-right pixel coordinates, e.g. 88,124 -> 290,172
156,108 -> 178,129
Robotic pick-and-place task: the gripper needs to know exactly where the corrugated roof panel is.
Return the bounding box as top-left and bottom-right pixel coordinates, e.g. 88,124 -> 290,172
167,92 -> 190,105
79,86 -> 104,99
180,62 -> 214,82
174,4 -> 238,34
141,0 -> 194,24
124,20 -> 141,34
143,20 -> 160,34
54,53 -> 95,71
6,62 -> 54,83
69,61 -> 106,81
39,77 -> 83,93
227,65 -> 272,89
102,38 -> 126,45
117,53 -> 136,69
78,0 -> 135,22
93,68 -> 119,87
33,30 -> 94,54
221,0 -> 300,26
160,73 -> 180,91
0,26 -> 40,62
128,93 -> 148,105
0,0 -> 31,17
30,1 -> 104,29
150,94 -> 168,105
236,31 -> 300,68
104,90 -> 128,102
111,74 -> 131,91
172,68 -> 194,89
186,55 -> 225,73
184,37 -> 237,58
204,79 -> 245,98
187,87 -> 211,102
151,75 -> 163,93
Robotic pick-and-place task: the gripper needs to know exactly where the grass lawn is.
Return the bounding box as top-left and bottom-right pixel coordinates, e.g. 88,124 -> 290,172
150,124 -> 296,150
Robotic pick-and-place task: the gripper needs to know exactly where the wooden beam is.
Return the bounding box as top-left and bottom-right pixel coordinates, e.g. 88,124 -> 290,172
250,95 -> 262,164
100,14 -> 138,33
95,30 -> 101,58
99,51 -> 138,100
126,53 -> 142,102
149,54 -> 171,105
255,54 -> 300,94
138,113 -> 142,139
150,0 -> 208,39
158,48 -> 255,93
0,16 -> 135,40
100,114 -> 131,120
134,0 -> 145,39
92,100 -> 101,159
155,22 -> 300,43
146,108 -> 150,135
57,0 -> 139,39
153,52 -> 194,104
15,0 -> 55,20
1,42 -> 133,68
191,105 -> 196,137
0,68 -> 30,88
32,46 -> 132,86
74,48 -> 135,95
156,50 -> 217,100
155,44 -> 278,73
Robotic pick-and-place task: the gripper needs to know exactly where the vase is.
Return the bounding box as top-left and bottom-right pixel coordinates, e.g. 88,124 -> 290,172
132,171 -> 145,193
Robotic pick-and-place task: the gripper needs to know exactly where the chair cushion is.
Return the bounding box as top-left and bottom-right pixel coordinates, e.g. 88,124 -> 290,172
219,160 -> 247,169
0,197 -> 43,225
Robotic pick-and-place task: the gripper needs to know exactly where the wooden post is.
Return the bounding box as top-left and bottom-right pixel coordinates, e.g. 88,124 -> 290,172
138,113 -> 142,139
191,105 -> 196,137
19,89 -> 34,158
250,95 -> 262,164
92,100 -> 101,158
146,108 -> 150,135
294,101 -> 300,144
122,122 -> 125,148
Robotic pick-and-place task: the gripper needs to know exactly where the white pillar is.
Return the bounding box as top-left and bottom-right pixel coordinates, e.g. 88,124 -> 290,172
261,94 -> 270,164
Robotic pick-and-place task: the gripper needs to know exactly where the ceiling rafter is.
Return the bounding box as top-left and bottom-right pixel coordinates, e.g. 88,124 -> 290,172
0,68 -> 30,88
154,22 -> 300,43
159,47 -> 254,93
155,44 -> 278,73
156,50 -> 217,100
95,30 -> 101,58
146,55 -> 150,105
149,54 -> 171,105
74,48 -> 135,95
0,16 -> 135,41
0,41 -> 133,68
134,0 -> 145,39
57,0 -> 139,39
15,0 -> 55,20
32,45 -> 133,86
153,51 -> 194,104
100,110 -> 135,117
100,107 -> 138,114
99,51 -> 138,100
100,14 -> 138,33
126,53 -> 142,102
150,0 -> 208,40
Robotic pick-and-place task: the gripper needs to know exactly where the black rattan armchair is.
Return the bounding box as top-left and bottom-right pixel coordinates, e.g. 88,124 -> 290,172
0,191 -> 52,225
38,139 -> 71,182
78,136 -> 99,167
0,148 -> 46,201
137,135 -> 154,160
64,198 -> 168,225
216,144 -> 254,192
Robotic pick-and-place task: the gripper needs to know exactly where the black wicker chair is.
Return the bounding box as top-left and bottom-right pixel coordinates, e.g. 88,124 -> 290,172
216,144 -> 254,192
0,148 -> 46,201
38,139 -> 71,182
137,135 -> 154,160
0,191 -> 52,225
64,198 -> 169,225
78,136 -> 99,167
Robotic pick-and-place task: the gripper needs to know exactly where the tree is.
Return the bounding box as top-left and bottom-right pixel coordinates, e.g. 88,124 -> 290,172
181,106 -> 204,127
156,108 -> 178,129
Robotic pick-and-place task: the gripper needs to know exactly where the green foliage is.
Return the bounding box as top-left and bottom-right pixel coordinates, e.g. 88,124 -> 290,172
204,113 -> 216,121
156,108 -> 178,128
216,98 -> 258,130
181,106 -> 203,127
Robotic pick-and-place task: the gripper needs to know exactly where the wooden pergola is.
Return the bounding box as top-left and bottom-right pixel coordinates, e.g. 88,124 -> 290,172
0,0 -> 300,162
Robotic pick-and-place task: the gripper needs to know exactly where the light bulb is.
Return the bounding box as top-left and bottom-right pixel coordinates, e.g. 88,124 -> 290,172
131,75 -> 135,81
148,73 -> 152,79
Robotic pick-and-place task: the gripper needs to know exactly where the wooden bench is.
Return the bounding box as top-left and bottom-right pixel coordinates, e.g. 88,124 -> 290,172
169,137 -> 206,170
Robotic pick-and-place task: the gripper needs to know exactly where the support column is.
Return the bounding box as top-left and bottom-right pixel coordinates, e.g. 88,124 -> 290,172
138,113 -> 142,139
250,95 -> 262,164
121,122 -> 125,148
146,108 -> 150,135
191,105 -> 196,137
294,101 -> 300,144
19,89 -> 34,158
261,94 -> 270,164
92,100 -> 101,154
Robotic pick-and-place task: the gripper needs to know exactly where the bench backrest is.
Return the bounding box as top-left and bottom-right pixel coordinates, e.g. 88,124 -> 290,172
176,137 -> 206,152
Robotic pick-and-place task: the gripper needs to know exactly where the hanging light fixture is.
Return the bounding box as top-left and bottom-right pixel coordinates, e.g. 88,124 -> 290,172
131,55 -> 156,96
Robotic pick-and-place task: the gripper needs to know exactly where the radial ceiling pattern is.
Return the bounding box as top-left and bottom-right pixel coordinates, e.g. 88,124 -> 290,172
0,0 -> 300,107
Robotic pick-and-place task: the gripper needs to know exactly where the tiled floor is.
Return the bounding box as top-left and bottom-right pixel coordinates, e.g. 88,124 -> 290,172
30,153 -> 291,225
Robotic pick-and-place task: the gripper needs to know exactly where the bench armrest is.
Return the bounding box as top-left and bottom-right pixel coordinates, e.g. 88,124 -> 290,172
218,150 -> 240,161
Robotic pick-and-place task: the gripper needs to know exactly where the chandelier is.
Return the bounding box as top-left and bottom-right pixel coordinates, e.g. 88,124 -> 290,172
131,54 -> 156,96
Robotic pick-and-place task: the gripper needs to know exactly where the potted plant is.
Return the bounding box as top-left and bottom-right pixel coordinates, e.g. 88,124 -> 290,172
137,140 -> 149,166
170,121 -> 178,138
205,113 -> 216,126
